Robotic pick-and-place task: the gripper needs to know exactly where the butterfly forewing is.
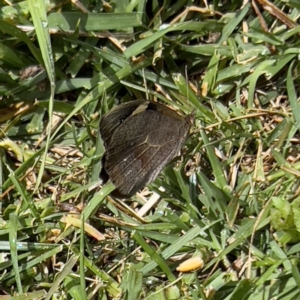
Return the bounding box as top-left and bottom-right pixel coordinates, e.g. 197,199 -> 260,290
100,100 -> 148,147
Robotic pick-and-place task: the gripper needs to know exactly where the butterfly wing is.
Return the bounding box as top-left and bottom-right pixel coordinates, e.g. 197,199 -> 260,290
104,108 -> 191,196
100,100 -> 148,147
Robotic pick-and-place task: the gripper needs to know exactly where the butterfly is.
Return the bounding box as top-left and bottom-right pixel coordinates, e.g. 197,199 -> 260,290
100,100 -> 193,197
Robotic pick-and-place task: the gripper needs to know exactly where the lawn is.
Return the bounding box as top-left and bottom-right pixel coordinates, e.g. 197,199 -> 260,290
0,0 -> 300,299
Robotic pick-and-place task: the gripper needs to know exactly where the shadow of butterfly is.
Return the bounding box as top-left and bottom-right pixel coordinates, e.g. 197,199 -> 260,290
100,100 -> 193,197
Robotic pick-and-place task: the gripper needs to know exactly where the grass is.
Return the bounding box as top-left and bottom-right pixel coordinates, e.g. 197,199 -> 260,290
0,0 -> 300,299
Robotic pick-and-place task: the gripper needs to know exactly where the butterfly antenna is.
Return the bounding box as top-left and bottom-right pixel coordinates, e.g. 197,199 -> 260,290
142,68 -> 149,101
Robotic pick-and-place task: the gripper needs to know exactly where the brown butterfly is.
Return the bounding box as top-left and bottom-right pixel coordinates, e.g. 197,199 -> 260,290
100,100 -> 193,197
